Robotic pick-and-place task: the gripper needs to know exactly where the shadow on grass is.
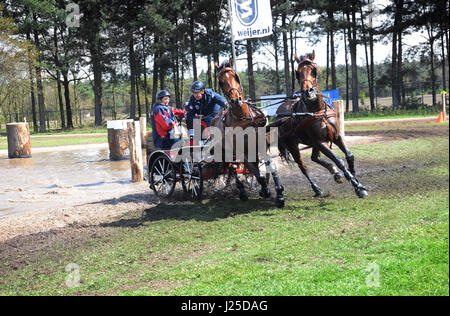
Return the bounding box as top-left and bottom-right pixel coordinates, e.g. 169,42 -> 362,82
102,196 -> 283,229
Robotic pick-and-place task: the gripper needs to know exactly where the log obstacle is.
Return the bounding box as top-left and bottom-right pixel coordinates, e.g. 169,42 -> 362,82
139,117 -> 147,149
6,123 -> 32,159
333,100 -> 345,137
145,131 -> 155,157
127,120 -> 144,183
107,120 -> 133,161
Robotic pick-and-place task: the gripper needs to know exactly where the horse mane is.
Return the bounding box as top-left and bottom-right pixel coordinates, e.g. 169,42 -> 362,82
218,61 -> 232,72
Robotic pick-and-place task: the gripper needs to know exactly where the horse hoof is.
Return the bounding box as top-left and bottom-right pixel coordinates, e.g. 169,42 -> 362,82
334,173 -> 345,184
314,191 -> 325,198
357,189 -> 368,199
259,189 -> 272,199
275,197 -> 285,209
240,192 -> 249,202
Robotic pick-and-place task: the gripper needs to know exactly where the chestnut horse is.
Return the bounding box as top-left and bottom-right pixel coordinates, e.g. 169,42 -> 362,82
275,52 -> 368,199
212,58 -> 286,208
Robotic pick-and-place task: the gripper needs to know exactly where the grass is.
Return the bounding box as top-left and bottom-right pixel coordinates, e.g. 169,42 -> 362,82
0,135 -> 108,150
0,127 -> 448,296
344,108 -> 443,121
0,126 -> 108,137
345,122 -> 449,132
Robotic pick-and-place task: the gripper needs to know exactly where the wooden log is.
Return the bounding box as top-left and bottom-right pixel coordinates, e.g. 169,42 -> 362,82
7,123 -> 32,159
139,117 -> 147,148
108,128 -> 130,161
127,121 -> 144,182
145,131 -> 155,157
333,100 -> 345,137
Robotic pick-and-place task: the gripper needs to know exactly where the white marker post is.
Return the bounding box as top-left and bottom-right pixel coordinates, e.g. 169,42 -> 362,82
227,0 -> 238,70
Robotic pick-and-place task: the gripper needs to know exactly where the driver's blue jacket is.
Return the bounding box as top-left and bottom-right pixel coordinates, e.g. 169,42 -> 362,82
186,89 -> 227,129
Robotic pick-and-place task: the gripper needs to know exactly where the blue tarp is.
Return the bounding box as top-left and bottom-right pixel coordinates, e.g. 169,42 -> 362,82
321,89 -> 340,108
261,89 -> 340,116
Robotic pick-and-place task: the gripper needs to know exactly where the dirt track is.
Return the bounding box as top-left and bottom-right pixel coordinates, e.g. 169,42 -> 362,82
0,121 -> 448,265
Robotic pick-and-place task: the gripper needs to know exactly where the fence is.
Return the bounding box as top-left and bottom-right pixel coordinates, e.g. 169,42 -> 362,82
1,81 -> 449,130
0,106 -> 133,131
339,81 -> 449,112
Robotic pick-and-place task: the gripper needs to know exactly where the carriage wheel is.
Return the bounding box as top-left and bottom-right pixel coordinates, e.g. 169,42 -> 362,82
150,155 -> 177,199
181,162 -> 203,200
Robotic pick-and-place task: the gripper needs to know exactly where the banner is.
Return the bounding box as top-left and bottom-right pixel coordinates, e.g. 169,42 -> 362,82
261,90 -> 340,117
231,0 -> 273,41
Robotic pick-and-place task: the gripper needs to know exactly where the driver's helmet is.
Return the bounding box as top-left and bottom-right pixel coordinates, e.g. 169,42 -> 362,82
156,90 -> 171,101
191,81 -> 205,93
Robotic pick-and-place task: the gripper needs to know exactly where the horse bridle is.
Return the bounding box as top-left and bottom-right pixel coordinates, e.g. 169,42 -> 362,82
218,67 -> 244,102
296,59 -> 319,92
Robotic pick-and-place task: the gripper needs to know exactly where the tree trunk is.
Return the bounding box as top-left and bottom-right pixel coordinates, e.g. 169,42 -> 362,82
290,25 -> 296,94
430,36 -> 437,106
330,30 -> 337,90
189,0 -> 198,81
247,39 -> 256,100
143,35 -> 149,121
53,29 -> 66,129
398,32 -> 405,104
344,18 -> 350,112
445,25 -> 449,92
152,48 -> 159,109
327,9 -> 337,90
369,17 -> 376,110
56,72 -> 65,129
62,72 -> 74,129
129,34 -> 137,119
282,14 -> 291,96
392,31 -> 399,109
441,33 -> 447,92
90,39 -> 103,126
26,32 -> 38,134
359,4 -> 375,111
349,10 -> 359,112
273,32 -> 281,94
207,54 -> 213,89
33,29 -> 46,133
326,30 -> 330,91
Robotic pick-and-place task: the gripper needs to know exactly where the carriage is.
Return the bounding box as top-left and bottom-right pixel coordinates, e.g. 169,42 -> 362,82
147,130 -> 253,201
148,54 -> 368,205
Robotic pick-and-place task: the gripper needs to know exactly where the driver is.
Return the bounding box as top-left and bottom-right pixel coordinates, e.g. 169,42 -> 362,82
186,81 -> 227,138
151,90 -> 186,150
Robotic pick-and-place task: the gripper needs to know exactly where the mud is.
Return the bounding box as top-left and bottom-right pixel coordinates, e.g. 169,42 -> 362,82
0,121 -> 448,269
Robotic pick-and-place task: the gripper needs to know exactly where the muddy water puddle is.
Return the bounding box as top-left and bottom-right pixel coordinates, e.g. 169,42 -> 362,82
0,148 -> 150,218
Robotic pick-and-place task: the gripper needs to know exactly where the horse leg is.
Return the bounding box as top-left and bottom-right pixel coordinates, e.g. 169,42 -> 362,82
334,134 -> 357,177
246,162 -> 272,200
311,147 -> 345,184
232,167 -> 248,201
315,142 -> 368,199
264,160 -> 286,208
287,143 -> 325,198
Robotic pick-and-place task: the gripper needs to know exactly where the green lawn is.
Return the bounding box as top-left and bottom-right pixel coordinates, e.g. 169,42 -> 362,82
344,108 -> 443,121
0,126 -> 108,137
0,132 -> 448,296
0,135 -> 108,150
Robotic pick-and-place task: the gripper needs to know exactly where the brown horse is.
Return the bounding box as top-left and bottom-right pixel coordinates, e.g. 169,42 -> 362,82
275,51 -> 368,199
212,58 -> 286,208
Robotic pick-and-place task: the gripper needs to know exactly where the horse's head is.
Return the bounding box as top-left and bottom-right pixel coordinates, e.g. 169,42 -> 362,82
295,51 -> 320,104
215,58 -> 244,106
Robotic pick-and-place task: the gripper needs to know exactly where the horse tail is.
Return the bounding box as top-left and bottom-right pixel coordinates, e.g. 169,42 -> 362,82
278,141 -> 293,164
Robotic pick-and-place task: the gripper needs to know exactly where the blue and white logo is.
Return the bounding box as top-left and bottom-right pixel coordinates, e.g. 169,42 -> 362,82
235,0 -> 259,26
